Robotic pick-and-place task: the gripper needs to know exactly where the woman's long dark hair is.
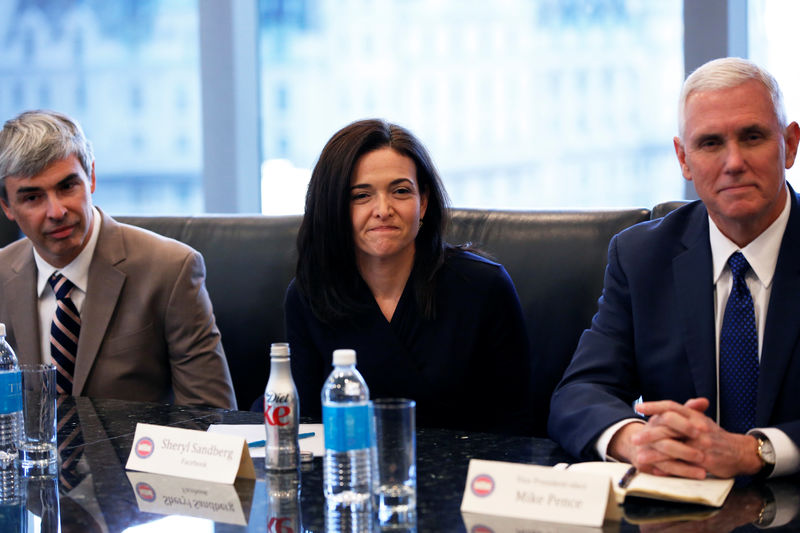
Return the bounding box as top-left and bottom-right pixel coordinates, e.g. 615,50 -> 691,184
295,119 -> 451,324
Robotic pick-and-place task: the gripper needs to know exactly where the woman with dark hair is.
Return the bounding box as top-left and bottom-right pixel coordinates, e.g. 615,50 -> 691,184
286,119 -> 533,434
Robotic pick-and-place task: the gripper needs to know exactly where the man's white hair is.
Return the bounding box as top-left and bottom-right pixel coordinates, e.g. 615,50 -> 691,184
678,57 -> 787,139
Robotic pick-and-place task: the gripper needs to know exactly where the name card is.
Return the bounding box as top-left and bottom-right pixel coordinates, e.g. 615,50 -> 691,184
126,423 -> 255,484
126,471 -> 254,525
460,459 -> 610,528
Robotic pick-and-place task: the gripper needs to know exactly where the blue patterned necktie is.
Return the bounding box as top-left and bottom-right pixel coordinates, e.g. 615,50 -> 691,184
719,252 -> 759,433
48,273 -> 80,395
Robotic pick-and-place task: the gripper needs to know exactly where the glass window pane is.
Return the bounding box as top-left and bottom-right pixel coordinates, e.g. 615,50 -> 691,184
749,0 -> 800,185
0,0 -> 203,215
258,0 -> 684,214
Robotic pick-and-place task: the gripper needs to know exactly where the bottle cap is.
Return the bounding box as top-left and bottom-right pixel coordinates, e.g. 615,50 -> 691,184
332,349 -> 356,366
0,323 -> 5,336
270,342 -> 290,357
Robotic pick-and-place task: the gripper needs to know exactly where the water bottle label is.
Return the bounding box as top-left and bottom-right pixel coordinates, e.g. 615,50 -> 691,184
323,403 -> 372,452
0,370 -> 21,414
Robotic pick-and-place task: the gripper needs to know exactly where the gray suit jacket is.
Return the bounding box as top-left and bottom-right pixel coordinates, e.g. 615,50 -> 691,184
0,209 -> 237,409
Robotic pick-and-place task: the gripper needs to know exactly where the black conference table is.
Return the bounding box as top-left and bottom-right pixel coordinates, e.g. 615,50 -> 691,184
7,396 -> 799,532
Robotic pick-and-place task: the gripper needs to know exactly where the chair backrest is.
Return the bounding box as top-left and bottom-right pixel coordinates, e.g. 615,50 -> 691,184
2,207 -> 657,430
116,215 -> 302,410
651,200 -> 689,219
0,212 -> 21,246
446,208 -> 650,435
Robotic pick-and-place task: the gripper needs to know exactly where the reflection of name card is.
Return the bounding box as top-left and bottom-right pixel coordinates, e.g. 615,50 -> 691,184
125,423 -> 255,484
126,471 -> 254,525
461,511 -> 607,533
460,459 -> 610,528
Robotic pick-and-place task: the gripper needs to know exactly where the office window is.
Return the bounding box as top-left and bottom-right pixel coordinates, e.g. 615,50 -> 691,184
259,0 -> 684,214
749,0 -> 800,184
0,0 -> 203,215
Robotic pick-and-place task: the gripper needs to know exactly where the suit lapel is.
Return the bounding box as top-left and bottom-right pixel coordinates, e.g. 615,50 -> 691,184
5,244 -> 41,365
672,205 -> 717,415
73,211 -> 126,395
758,190 -> 800,425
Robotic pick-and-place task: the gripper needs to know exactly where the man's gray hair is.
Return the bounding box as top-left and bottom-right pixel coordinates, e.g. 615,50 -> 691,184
678,57 -> 787,139
0,110 -> 94,201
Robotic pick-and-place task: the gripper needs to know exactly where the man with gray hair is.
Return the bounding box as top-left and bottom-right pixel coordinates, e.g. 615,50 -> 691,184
550,57 -> 800,480
0,110 -> 236,409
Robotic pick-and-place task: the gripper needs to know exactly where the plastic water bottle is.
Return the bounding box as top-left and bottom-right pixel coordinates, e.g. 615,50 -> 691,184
322,349 -> 373,512
264,342 -> 299,470
0,323 -> 21,501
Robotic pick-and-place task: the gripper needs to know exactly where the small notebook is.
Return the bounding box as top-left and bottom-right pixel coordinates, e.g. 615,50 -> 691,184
565,462 -> 734,508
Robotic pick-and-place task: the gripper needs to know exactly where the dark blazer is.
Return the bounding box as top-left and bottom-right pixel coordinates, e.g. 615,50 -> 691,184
549,188 -> 800,460
0,209 -> 236,409
285,250 -> 534,434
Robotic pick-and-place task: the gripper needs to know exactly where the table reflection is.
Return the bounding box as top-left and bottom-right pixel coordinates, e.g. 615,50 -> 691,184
11,396 -> 800,532
265,469 -> 301,532
23,474 -> 59,533
629,480 -> 800,533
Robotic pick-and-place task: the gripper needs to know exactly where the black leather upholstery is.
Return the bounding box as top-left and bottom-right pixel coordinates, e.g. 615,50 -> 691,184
0,207 -> 661,433
0,211 -> 21,245
447,209 -> 649,434
118,208 -> 651,432
651,201 -> 689,219
115,215 -> 302,411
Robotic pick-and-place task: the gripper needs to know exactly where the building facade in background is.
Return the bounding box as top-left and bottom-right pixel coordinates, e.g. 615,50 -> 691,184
0,0 -> 202,214
3,0 -> 688,214
259,0 -> 683,213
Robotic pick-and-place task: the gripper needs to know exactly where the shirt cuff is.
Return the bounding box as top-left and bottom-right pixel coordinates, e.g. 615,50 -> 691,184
748,427 -> 800,478
595,418 -> 646,460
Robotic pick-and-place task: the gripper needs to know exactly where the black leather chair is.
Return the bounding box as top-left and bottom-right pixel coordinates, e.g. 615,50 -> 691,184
0,206 -> 659,435
447,208 -> 650,435
651,200 -> 689,219
0,211 -> 20,245
115,215 -> 301,411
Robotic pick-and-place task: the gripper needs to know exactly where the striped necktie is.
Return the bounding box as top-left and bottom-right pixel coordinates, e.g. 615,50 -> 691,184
57,396 -> 85,491
719,252 -> 759,433
48,273 -> 80,395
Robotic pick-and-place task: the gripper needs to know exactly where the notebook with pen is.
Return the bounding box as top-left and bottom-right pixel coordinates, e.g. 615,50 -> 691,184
562,462 -> 734,508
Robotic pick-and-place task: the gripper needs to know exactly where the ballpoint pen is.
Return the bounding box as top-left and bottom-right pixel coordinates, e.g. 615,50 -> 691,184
618,465 -> 638,488
248,431 -> 315,448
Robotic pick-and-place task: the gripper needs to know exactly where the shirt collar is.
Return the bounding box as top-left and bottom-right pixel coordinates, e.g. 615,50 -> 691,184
709,187 -> 791,288
35,206 -> 102,297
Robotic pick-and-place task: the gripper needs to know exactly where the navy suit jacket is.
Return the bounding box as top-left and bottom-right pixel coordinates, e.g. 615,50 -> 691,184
549,189 -> 800,460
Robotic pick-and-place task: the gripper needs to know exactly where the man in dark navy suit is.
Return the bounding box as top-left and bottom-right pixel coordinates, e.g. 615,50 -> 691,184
549,57 -> 800,480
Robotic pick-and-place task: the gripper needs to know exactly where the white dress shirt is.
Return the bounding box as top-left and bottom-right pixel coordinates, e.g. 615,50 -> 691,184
597,189 -> 799,477
35,207 -> 101,364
